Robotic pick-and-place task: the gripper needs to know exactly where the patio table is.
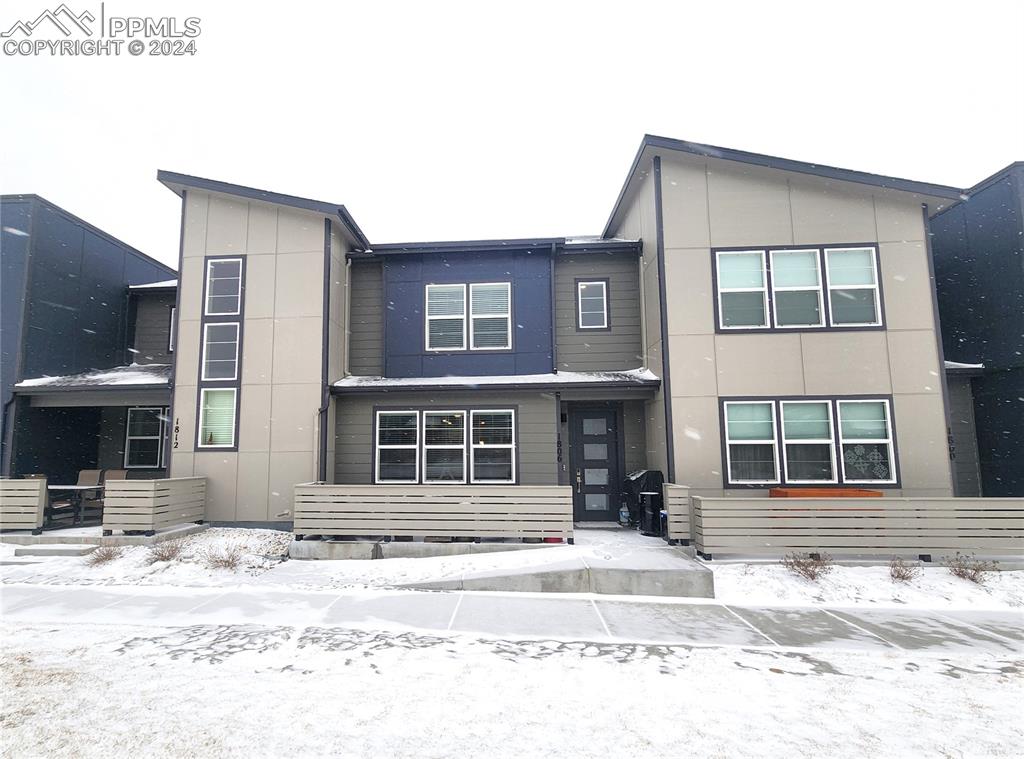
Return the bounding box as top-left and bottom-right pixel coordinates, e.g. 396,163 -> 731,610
46,485 -> 104,527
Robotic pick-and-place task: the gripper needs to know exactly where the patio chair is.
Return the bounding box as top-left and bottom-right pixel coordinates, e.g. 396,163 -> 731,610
46,469 -> 103,528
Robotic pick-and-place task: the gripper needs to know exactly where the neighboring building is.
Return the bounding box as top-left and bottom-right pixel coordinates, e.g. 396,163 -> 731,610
0,195 -> 176,483
931,163 -> 1024,496
158,136 -> 966,526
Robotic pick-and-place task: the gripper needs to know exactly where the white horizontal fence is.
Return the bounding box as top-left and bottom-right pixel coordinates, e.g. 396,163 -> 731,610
663,484 -> 691,543
0,478 -> 46,532
102,477 -> 206,535
294,484 -> 573,541
692,496 -> 1024,559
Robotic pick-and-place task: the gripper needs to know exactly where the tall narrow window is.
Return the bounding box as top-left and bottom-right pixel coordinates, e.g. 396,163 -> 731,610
724,402 -> 779,483
375,411 -> 419,483
717,251 -> 768,328
198,389 -> 236,448
201,323 -> 240,381
471,410 -> 515,483
838,400 -> 895,483
577,280 -> 609,329
423,411 -> 466,482
770,249 -> 824,327
469,283 -> 512,349
780,401 -> 836,482
124,407 -> 167,468
168,307 -> 176,353
204,258 -> 243,316
825,247 -> 881,326
425,284 -> 466,351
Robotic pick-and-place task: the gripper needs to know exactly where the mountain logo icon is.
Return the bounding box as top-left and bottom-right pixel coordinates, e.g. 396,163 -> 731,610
2,4 -> 95,38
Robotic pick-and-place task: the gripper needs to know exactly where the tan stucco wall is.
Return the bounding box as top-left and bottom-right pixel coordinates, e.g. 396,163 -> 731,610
655,154 -> 952,497
169,191 -> 347,521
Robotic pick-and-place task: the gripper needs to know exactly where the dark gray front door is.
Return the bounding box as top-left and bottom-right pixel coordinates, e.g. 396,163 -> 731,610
569,408 -> 620,522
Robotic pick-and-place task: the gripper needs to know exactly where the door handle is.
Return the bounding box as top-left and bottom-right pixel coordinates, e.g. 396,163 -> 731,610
575,469 -> 582,494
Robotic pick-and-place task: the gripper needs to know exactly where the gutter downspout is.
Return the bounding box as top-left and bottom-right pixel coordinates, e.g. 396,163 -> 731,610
550,242 -> 558,372
317,218 -> 331,483
653,156 -> 677,483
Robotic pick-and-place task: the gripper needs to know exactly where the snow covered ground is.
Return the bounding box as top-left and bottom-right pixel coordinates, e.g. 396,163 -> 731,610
2,619 -> 1020,758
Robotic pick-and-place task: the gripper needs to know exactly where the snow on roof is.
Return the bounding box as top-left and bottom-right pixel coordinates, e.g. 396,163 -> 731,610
333,368 -> 659,391
563,236 -> 639,245
15,364 -> 171,390
944,360 -> 985,370
129,279 -> 178,290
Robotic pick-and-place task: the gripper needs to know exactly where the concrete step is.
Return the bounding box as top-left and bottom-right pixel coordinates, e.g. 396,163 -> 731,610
13,544 -> 98,557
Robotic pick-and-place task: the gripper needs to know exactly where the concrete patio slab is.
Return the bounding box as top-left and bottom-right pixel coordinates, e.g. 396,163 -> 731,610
452,594 -> 607,639
727,606 -> 895,650
829,608 -> 1023,655
14,544 -> 97,557
1,523 -> 208,547
595,600 -> 770,646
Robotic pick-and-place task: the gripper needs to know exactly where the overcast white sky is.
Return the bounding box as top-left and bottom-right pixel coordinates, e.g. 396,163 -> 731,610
2,0 -> 1022,268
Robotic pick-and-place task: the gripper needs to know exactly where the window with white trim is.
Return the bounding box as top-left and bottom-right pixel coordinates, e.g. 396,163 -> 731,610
470,283 -> 512,349
124,407 -> 167,468
423,411 -> 466,483
198,388 -> 236,448
838,400 -> 896,483
825,247 -> 882,326
717,251 -> 769,328
471,410 -> 515,483
722,397 -> 897,486
201,322 -> 240,381
577,281 -> 608,329
425,284 -> 466,350
770,249 -> 824,327
723,401 -> 779,483
204,258 -> 243,316
780,401 -> 836,482
375,411 -> 419,483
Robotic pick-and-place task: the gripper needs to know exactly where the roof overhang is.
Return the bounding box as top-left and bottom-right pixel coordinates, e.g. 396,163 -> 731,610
157,170 -> 370,251
603,134 -> 968,237
331,369 -> 660,394
349,236 -> 641,260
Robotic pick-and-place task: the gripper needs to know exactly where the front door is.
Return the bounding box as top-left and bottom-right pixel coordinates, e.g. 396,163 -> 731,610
569,407 -> 621,522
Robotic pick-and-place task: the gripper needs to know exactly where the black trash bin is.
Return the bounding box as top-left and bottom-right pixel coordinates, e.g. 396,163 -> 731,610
622,470 -> 664,535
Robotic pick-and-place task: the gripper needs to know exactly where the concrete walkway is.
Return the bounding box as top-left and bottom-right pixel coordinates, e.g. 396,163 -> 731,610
1,582 -> 1020,654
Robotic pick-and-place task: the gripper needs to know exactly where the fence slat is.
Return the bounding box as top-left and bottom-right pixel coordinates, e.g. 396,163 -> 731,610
0,478 -> 46,530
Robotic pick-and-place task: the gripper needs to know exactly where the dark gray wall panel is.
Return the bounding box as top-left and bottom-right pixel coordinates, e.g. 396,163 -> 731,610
130,291 -> 175,364
348,262 -> 384,376
946,375 -> 981,497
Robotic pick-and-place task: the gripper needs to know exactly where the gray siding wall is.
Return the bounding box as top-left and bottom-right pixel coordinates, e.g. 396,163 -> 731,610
554,252 -> 643,372
947,375 -> 982,497
334,391 -> 558,485
623,399 -> 646,473
131,291 -> 175,364
348,262 -> 384,376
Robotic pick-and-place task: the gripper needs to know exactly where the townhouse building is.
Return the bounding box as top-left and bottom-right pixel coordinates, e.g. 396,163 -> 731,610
155,135 -> 962,526
1,195 -> 176,484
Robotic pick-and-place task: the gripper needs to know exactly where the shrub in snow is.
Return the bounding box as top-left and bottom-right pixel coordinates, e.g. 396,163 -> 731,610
201,543 -> 246,571
781,552 -> 834,581
888,556 -> 922,583
147,539 -> 185,565
943,552 -> 997,585
86,546 -> 123,566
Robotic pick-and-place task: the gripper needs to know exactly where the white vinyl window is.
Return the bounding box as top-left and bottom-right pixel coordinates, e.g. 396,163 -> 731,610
770,249 -> 824,328
425,284 -> 467,351
577,281 -> 609,329
422,411 -> 466,483
469,283 -> 512,349
470,410 -> 515,483
200,322 -> 240,381
825,247 -> 881,326
124,407 -> 167,468
723,401 -> 779,483
204,258 -> 243,316
168,307 -> 176,352
837,400 -> 896,483
198,388 -> 236,448
717,251 -> 769,328
780,401 -> 836,483
375,411 -> 419,483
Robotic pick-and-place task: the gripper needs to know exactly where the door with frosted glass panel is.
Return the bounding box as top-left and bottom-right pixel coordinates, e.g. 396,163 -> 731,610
569,408 -> 620,522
